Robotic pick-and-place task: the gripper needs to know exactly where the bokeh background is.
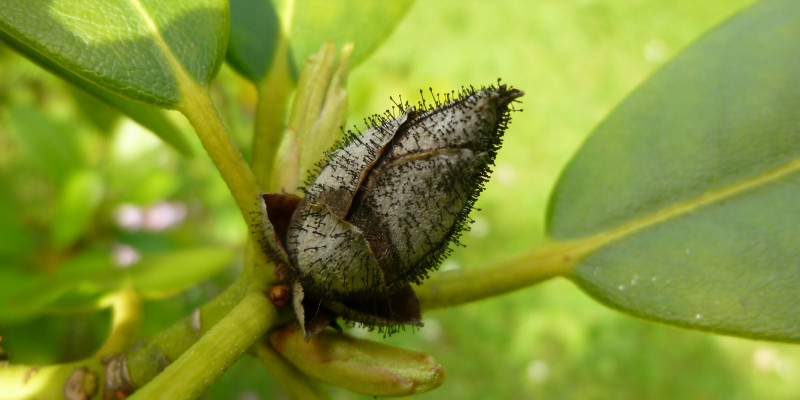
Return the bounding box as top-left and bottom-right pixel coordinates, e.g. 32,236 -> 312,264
2,0 -> 799,399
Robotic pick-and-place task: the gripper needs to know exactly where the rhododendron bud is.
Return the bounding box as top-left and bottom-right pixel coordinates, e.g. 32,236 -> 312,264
260,84 -> 523,336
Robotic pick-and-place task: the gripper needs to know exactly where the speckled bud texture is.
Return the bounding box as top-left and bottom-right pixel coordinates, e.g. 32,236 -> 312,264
261,84 -> 523,336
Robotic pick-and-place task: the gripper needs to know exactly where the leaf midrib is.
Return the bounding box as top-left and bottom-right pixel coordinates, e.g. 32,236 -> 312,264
127,0 -> 201,105
566,155 -> 800,265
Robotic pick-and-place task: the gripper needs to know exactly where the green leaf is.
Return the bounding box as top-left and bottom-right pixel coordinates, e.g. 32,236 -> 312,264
226,0 -> 413,82
131,247 -> 235,297
68,83 -> 195,157
4,247 -> 234,317
290,0 -> 414,70
51,170 -> 104,249
8,251 -> 117,316
227,0 -> 281,82
0,184 -> 36,261
0,0 -> 228,108
547,0 -> 800,342
7,103 -> 85,185
0,267 -> 42,323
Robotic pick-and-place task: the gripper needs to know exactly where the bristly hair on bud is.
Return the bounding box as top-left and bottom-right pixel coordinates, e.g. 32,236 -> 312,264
260,82 -> 524,338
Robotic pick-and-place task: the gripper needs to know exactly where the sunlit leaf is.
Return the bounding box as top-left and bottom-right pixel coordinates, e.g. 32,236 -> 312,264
548,0 -> 800,342
0,0 -> 228,108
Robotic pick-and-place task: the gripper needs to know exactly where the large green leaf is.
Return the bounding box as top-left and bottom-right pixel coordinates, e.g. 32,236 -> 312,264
547,0 -> 800,342
0,0 -> 228,108
227,0 -> 414,82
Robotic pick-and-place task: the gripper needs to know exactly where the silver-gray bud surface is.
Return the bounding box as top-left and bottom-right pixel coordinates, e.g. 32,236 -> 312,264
265,84 -> 523,333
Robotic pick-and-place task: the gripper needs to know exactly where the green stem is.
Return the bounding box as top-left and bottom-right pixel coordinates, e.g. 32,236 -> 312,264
0,265 -> 277,399
125,265 -> 261,387
93,288 -> 143,358
128,289 -> 276,400
178,88 -> 271,270
416,240 -> 579,310
253,341 -> 331,400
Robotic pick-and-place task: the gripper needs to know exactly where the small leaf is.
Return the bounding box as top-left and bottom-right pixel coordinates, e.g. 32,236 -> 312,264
7,103 -> 85,185
131,247 -> 235,297
5,247 -> 234,316
226,0 -> 413,82
270,324 -> 445,397
51,170 -> 104,249
0,0 -> 228,108
10,251 -> 118,315
0,267 -> 42,323
547,0 -> 800,342
0,183 -> 37,261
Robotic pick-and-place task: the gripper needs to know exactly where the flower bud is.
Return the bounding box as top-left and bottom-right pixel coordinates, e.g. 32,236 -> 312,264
261,84 -> 523,335
269,324 -> 446,397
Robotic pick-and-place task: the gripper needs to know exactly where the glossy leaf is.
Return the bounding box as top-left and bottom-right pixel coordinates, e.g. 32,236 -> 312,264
547,0 -> 800,342
227,0 -> 414,82
0,0 -> 228,108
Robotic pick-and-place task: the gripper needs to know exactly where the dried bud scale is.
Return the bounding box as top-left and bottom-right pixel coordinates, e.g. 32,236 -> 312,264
260,83 -> 523,336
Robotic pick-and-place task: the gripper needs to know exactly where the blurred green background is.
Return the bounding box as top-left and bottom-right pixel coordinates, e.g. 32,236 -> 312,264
2,0 -> 799,399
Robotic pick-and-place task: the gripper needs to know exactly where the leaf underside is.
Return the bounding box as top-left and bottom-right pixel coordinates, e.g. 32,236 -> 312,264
547,0 -> 800,342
